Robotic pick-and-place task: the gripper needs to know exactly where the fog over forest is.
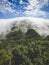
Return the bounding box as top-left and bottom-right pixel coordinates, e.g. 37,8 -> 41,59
0,17 -> 49,37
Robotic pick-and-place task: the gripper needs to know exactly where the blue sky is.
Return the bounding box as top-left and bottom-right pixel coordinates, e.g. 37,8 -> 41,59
0,0 -> 49,19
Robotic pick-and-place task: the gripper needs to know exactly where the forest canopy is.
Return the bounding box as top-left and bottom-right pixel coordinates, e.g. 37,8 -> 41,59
0,23 -> 49,65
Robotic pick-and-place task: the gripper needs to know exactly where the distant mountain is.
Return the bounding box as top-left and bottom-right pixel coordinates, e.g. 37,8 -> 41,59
25,29 -> 41,40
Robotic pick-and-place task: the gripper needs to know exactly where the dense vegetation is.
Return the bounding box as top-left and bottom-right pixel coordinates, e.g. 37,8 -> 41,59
0,24 -> 49,65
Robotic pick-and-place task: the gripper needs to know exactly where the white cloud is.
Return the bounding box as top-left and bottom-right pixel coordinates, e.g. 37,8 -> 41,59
0,17 -> 49,37
0,0 -> 16,14
24,0 -> 49,17
19,0 -> 23,4
27,0 -> 49,10
23,9 -> 49,18
0,0 -> 49,18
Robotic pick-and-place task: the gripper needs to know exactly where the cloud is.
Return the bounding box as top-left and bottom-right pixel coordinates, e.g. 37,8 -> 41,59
27,0 -> 49,10
0,0 -> 49,18
0,17 -> 49,37
0,0 -> 17,14
24,0 -> 49,17
24,9 -> 49,18
19,0 -> 23,4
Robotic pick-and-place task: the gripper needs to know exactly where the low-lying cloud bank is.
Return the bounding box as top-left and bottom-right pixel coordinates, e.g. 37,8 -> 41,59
0,17 -> 49,37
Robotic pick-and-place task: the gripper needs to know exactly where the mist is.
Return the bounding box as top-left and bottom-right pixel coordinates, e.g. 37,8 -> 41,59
0,17 -> 49,37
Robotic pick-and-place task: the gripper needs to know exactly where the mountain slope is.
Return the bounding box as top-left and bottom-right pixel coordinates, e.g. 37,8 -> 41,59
25,29 -> 41,40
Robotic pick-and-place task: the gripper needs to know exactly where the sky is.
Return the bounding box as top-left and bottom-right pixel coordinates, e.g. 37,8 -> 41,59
0,0 -> 49,19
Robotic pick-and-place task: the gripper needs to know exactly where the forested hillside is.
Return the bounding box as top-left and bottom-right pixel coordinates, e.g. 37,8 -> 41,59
0,24 -> 49,65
